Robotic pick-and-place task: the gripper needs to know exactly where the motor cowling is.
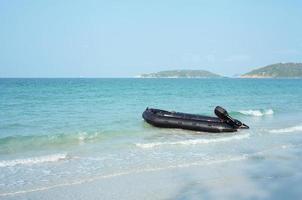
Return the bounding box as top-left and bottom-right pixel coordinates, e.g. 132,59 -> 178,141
214,106 -> 247,129
214,106 -> 229,120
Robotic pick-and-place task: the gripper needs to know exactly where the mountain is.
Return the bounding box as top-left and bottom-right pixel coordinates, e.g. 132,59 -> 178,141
139,70 -> 221,78
241,63 -> 302,78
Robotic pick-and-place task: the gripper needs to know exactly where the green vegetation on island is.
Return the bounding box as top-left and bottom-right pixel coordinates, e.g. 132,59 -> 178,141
241,63 -> 302,78
139,70 -> 221,78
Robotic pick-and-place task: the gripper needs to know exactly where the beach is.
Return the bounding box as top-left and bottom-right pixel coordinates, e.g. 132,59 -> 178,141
1,78 -> 302,199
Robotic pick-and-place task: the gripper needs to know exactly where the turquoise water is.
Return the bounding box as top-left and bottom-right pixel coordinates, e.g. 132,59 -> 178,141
1,78 -> 302,199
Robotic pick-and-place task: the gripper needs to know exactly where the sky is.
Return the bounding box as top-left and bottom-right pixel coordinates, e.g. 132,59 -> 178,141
0,0 -> 302,77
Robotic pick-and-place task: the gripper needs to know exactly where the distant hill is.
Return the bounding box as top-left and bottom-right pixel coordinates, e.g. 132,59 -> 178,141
139,70 -> 221,78
241,63 -> 302,78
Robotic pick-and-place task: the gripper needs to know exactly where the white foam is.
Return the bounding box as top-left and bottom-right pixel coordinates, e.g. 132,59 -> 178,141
269,125 -> 302,133
0,155 -> 247,197
0,153 -> 69,168
136,134 -> 250,149
239,109 -> 274,117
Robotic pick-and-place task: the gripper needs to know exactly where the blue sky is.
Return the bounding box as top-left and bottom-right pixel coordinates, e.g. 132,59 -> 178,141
0,0 -> 301,77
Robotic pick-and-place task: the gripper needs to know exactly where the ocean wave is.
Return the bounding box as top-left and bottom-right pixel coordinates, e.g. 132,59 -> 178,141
238,109 -> 274,117
269,125 -> 302,133
0,155 -> 246,197
0,153 -> 69,168
0,132 -> 103,154
0,123 -> 32,129
135,133 -> 250,149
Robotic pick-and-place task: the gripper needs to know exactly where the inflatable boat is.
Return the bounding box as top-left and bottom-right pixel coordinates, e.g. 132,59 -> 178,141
142,106 -> 249,133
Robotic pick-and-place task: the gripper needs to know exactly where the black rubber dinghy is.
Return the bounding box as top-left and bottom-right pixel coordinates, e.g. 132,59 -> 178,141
142,106 -> 249,133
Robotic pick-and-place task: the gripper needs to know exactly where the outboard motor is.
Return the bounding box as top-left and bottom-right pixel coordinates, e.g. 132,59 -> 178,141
214,106 -> 249,129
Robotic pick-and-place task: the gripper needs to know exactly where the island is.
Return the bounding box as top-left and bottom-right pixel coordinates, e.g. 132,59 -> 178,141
241,63 -> 302,78
139,70 -> 221,78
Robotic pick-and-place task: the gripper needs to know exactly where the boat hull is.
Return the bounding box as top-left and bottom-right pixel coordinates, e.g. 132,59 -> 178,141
142,108 -> 237,133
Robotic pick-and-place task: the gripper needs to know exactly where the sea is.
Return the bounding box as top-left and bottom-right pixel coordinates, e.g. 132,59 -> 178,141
0,78 -> 302,200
